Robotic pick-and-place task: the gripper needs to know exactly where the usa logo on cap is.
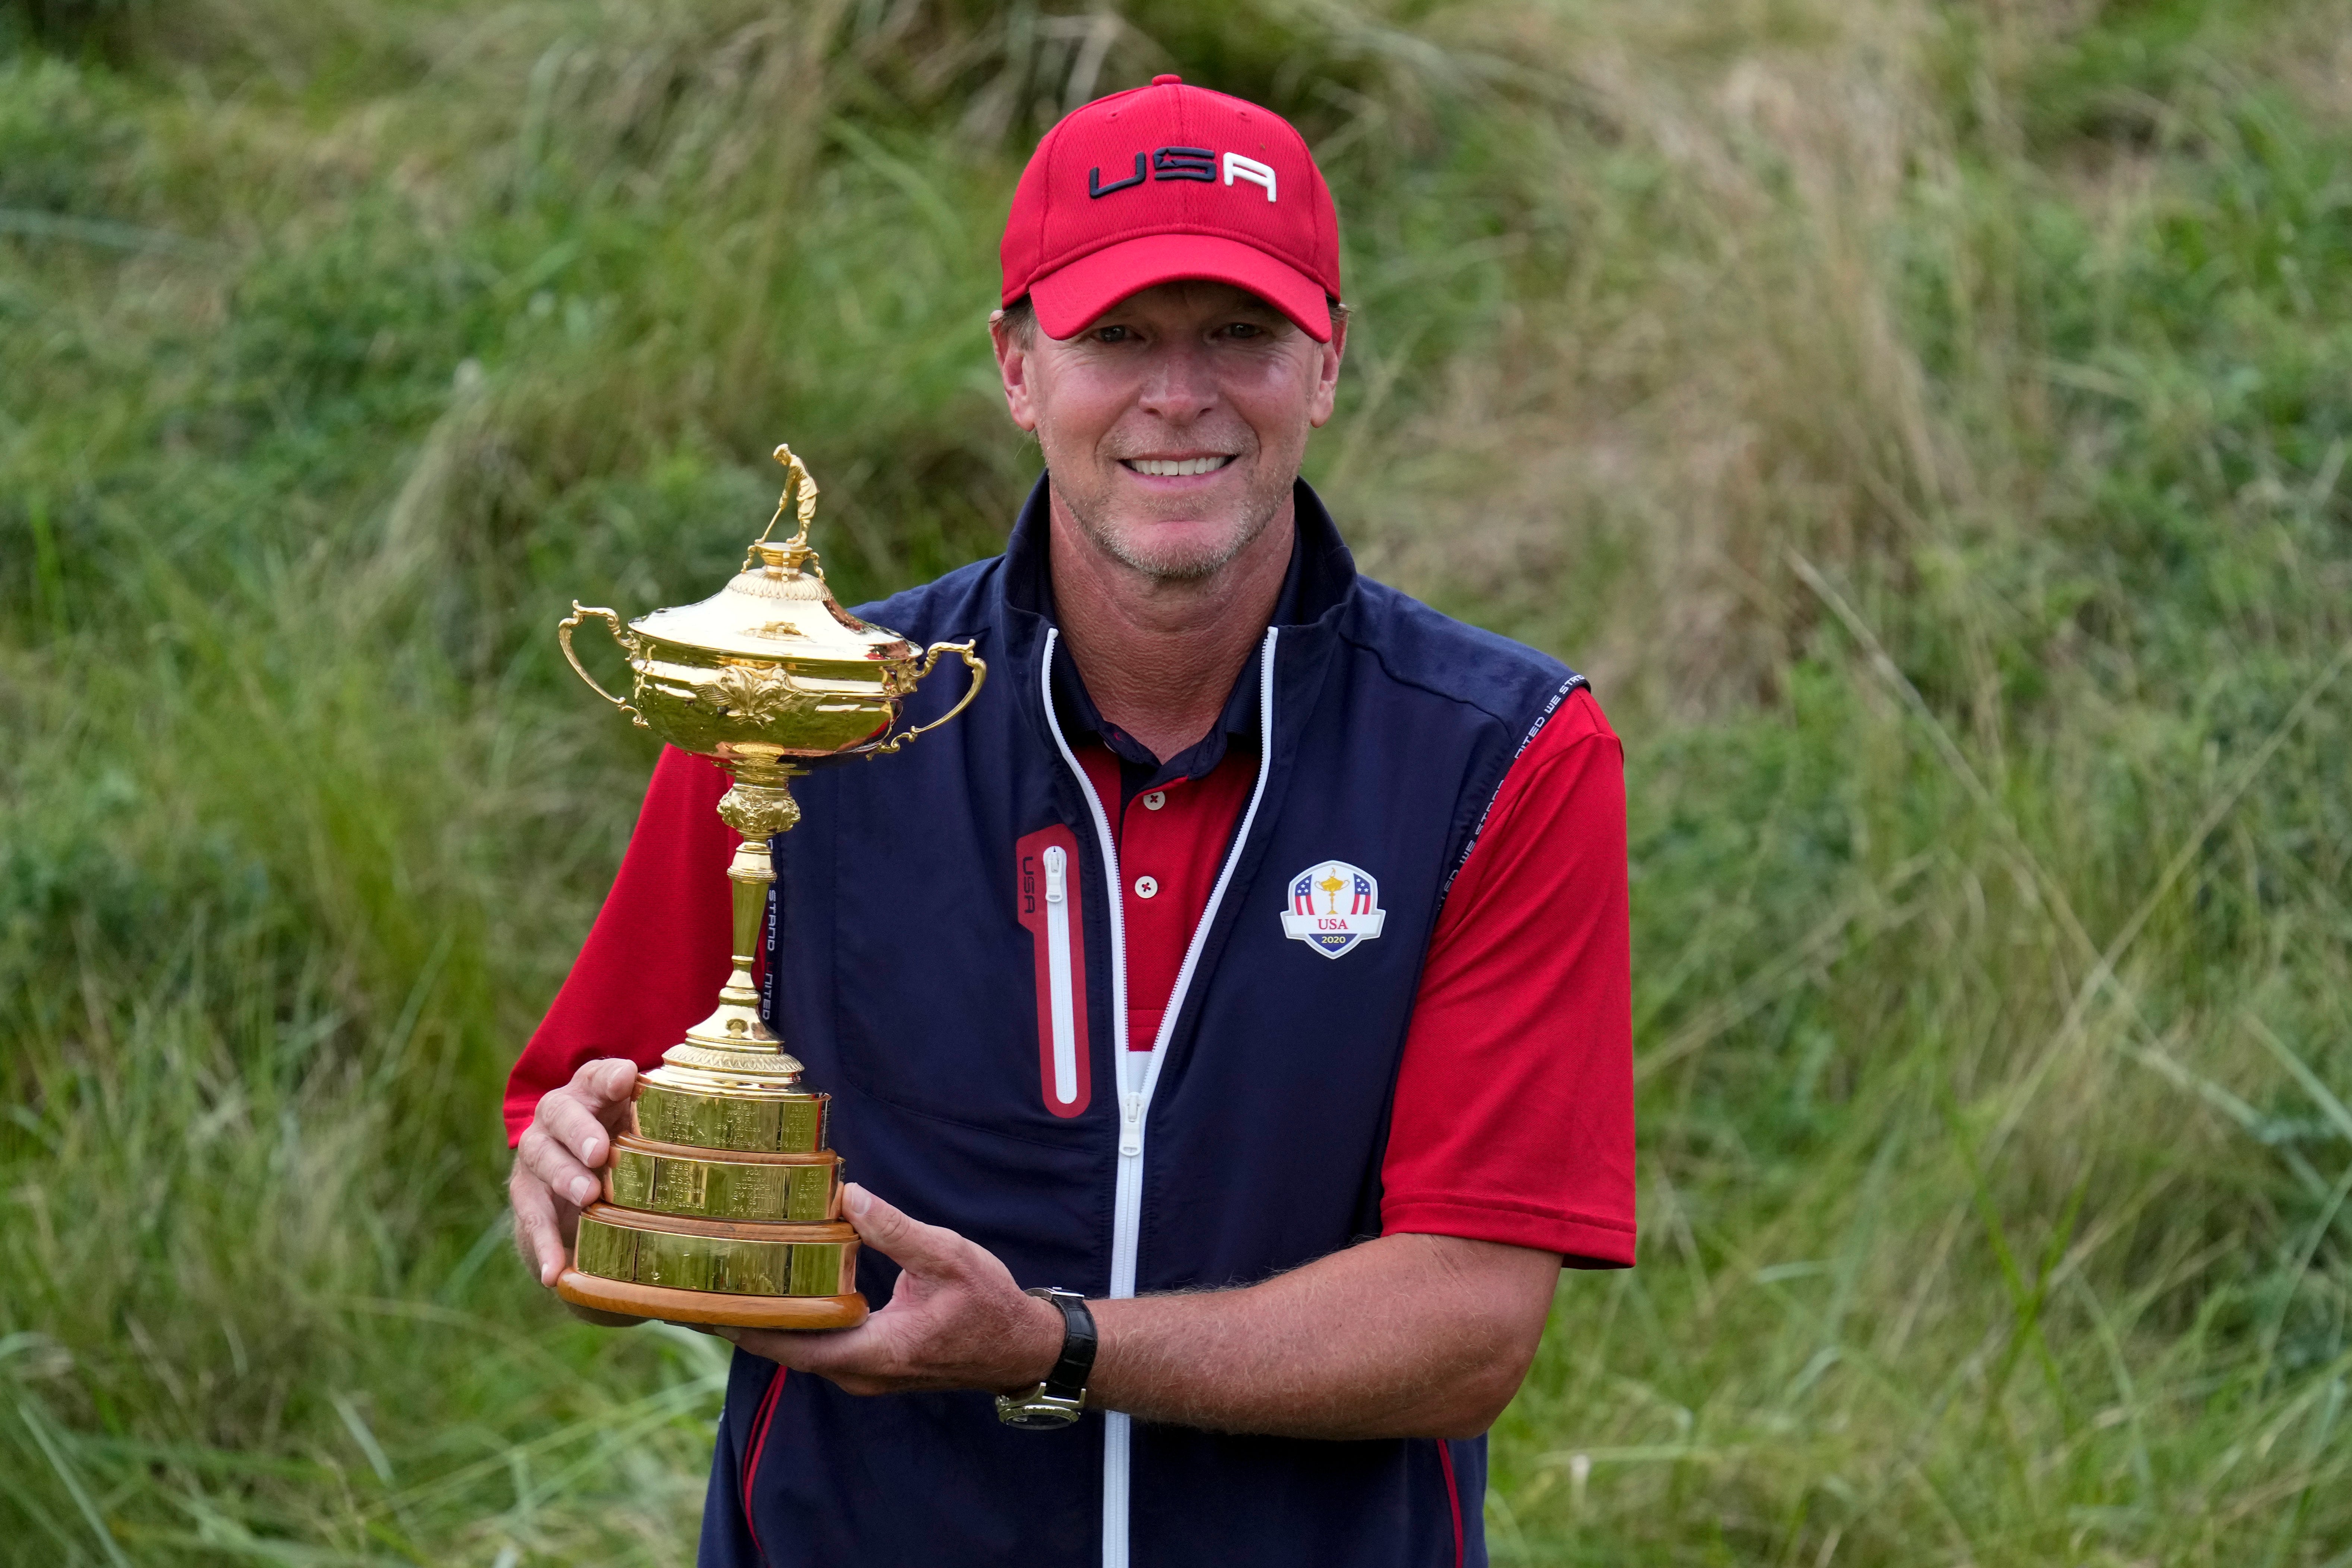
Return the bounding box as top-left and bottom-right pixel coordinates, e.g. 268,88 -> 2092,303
1280,860 -> 1386,958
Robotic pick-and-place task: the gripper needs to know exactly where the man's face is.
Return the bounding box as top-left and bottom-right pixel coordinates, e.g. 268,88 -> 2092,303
992,281 -> 1345,581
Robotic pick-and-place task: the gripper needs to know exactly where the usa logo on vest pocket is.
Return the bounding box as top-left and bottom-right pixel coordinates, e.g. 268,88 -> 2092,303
1280,861 -> 1387,958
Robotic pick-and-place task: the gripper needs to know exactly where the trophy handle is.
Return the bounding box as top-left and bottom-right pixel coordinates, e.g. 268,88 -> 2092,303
558,602 -> 649,729
857,639 -> 987,757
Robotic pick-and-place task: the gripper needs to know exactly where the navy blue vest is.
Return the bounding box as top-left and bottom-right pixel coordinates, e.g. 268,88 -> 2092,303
698,479 -> 1584,1568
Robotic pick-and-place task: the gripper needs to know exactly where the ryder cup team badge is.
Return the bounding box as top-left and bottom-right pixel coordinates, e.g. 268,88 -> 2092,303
1281,860 -> 1387,958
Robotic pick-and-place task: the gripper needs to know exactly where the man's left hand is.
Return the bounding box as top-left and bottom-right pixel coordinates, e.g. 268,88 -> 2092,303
716,1184 -> 1063,1397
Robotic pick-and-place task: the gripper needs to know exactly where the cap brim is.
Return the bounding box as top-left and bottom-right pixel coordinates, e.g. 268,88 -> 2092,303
1028,234 -> 1333,344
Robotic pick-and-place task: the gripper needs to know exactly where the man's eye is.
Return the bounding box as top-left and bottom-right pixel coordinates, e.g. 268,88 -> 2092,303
1094,325 -> 1134,343
1222,322 -> 1263,339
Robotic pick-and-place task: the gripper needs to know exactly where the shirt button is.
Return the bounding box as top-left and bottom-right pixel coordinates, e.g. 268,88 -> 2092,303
1142,791 -> 1166,810
1134,875 -> 1159,899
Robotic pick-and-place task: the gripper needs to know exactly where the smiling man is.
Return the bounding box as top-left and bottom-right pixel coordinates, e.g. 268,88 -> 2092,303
505,76 -> 1634,1568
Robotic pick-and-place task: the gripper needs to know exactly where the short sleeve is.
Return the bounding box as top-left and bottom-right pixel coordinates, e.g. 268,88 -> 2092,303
1379,689 -> 1636,1267
500,746 -> 736,1145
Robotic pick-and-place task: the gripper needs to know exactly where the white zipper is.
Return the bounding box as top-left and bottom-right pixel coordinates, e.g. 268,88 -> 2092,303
1040,626 -> 1281,1568
1042,846 -> 1079,1109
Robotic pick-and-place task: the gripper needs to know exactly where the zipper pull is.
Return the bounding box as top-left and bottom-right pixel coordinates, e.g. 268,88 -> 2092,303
1044,846 -> 1066,903
1119,1092 -> 1144,1157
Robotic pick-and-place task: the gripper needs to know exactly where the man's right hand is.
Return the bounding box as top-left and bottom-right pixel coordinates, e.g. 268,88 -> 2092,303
510,1057 -> 640,1287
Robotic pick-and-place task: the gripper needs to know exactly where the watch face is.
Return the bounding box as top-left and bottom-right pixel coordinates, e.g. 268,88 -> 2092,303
1007,1405 -> 1080,1429
996,1393 -> 1084,1429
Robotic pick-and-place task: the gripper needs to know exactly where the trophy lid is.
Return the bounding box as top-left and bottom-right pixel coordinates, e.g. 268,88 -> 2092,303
627,446 -> 914,665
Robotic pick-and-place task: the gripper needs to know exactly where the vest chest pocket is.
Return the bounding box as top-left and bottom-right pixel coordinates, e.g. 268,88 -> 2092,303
1015,825 -> 1092,1118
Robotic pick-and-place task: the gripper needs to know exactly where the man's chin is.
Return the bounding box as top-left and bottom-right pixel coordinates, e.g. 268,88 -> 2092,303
1088,513 -> 1261,581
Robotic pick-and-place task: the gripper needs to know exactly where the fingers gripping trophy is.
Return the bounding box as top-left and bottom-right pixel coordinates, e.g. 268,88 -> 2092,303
552,444 -> 985,1329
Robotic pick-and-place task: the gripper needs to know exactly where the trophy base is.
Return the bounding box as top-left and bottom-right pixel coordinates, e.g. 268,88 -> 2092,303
556,1269 -> 870,1330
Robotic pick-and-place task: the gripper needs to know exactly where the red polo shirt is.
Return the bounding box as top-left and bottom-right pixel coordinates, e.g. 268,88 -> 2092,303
506,689 -> 1634,1267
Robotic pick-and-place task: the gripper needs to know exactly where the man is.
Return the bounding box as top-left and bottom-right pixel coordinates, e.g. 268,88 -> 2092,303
506,76 -> 1632,1568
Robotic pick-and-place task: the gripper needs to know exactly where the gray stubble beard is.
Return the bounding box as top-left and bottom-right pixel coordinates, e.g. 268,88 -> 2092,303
1052,463 -> 1291,584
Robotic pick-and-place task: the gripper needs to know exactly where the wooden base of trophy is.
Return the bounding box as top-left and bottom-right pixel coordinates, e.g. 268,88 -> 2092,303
563,1202 -> 864,1328
556,1268 -> 869,1330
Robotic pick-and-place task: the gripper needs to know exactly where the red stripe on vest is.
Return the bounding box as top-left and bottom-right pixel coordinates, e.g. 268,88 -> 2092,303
741,1367 -> 787,1562
1437,1439 -> 1465,1568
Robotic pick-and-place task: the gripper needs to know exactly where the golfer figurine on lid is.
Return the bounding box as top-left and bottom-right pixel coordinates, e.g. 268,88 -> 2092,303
552,443 -> 985,1329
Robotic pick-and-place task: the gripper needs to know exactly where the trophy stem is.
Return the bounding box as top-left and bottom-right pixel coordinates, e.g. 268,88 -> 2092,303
680,777 -> 803,1054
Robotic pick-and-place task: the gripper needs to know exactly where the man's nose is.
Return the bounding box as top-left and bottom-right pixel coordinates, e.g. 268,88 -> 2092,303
1135,343 -> 1216,420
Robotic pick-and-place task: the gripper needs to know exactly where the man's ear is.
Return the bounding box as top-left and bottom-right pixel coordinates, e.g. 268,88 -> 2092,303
1307,309 -> 1347,429
989,310 -> 1041,433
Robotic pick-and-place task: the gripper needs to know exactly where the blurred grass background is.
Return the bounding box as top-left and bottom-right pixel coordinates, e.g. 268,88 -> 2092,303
1,0 -> 2349,1561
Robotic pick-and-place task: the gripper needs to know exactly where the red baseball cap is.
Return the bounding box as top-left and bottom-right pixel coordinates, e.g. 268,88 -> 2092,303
1000,75 -> 1342,343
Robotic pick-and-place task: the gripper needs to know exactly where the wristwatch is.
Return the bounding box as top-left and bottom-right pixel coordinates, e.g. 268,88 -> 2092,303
995,1287 -> 1097,1429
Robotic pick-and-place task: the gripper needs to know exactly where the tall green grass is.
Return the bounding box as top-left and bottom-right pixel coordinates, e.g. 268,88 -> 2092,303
3,0 -> 2349,1561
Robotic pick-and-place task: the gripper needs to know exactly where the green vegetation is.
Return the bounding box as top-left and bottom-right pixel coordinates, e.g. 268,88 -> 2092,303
3,0 -> 2349,1560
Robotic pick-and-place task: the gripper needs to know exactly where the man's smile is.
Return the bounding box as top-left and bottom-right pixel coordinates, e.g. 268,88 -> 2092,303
1120,454 -> 1237,477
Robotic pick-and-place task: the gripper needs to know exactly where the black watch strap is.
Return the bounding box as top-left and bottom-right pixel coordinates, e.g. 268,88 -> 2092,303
1027,1286 -> 1098,1401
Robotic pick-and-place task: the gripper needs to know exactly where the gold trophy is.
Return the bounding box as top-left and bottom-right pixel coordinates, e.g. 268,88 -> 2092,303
552,444 -> 985,1329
